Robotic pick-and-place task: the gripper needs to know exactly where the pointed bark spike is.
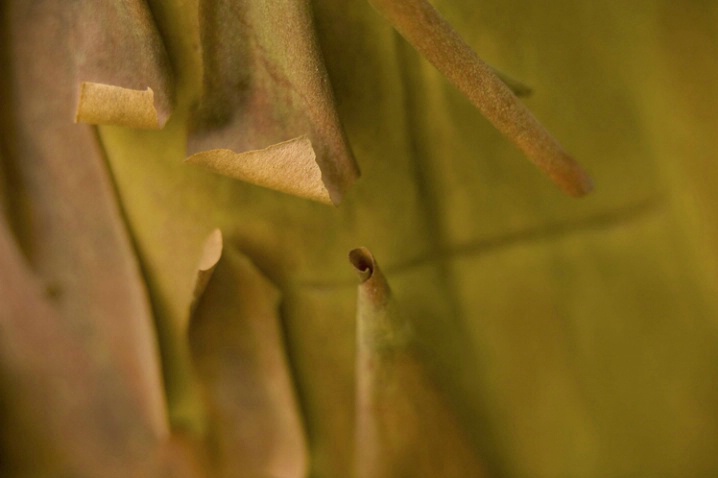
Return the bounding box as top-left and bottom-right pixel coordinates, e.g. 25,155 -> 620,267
350,247 -> 395,337
352,248 -> 489,477
368,0 -> 593,197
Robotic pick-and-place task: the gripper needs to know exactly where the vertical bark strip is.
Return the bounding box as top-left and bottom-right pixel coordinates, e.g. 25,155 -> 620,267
189,235 -> 308,478
0,0 -> 168,474
187,0 -> 359,204
0,209 -> 161,477
351,248 -> 488,478
367,0 -> 593,197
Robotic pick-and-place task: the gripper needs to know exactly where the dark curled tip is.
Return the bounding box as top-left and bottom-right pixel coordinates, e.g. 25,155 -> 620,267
349,247 -> 375,283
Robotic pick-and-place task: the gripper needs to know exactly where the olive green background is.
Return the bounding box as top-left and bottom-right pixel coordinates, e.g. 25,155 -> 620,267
96,1 -> 718,476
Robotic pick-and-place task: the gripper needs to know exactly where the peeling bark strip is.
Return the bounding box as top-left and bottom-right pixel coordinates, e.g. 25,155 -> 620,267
368,0 -> 593,197
189,228 -> 224,317
189,235 -> 308,478
351,248 -> 488,478
188,0 -> 359,205
186,136 -> 333,205
71,0 -> 174,129
1,0 -> 168,473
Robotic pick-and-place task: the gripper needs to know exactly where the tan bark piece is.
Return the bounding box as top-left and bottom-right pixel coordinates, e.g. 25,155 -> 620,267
71,0 -> 174,129
368,0 -> 593,197
186,137 -> 332,205
187,0 -> 359,204
76,83 -> 160,129
189,243 -> 308,478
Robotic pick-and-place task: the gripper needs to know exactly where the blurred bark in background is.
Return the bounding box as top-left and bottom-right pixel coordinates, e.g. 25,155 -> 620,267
1,0 -> 717,477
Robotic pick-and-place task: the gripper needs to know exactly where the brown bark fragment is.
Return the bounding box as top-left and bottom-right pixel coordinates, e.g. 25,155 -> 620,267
189,236 -> 308,478
186,136 -> 332,205
187,0 -> 359,204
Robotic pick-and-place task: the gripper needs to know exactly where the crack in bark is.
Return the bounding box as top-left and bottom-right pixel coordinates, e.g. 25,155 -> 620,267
398,194 -> 666,273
